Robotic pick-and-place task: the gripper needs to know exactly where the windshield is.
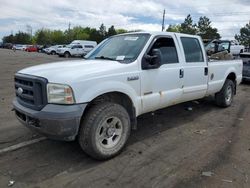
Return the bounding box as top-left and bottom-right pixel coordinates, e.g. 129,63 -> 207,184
85,33 -> 150,63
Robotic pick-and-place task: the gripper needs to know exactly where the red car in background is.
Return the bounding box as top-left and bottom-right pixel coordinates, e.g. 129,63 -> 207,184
25,45 -> 38,52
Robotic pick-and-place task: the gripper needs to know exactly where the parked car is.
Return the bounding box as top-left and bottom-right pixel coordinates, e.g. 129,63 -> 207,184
13,32 -> 242,160
3,43 -> 13,49
0,42 -> 3,48
240,52 -> 250,81
57,44 -> 95,58
57,44 -> 83,57
37,45 -> 45,53
13,44 -> 27,51
25,45 -> 38,52
37,45 -> 51,53
57,40 -> 97,58
44,45 -> 66,55
70,40 -> 97,46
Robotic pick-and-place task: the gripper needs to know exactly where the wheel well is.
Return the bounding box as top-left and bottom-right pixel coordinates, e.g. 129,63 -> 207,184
226,72 -> 236,81
84,92 -> 137,129
226,72 -> 236,94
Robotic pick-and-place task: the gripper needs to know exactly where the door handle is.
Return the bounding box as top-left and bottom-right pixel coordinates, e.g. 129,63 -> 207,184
179,69 -> 184,78
204,67 -> 208,76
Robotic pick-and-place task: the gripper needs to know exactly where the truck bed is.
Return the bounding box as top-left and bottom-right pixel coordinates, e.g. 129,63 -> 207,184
207,59 -> 242,95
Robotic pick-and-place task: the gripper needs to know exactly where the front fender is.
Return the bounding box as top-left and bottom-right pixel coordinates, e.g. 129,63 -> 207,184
74,80 -> 142,116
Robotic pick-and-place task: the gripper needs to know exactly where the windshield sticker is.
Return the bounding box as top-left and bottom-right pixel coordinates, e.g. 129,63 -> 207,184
124,37 -> 138,41
116,56 -> 125,60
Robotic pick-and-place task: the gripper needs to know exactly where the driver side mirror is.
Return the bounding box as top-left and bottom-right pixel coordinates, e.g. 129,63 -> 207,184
142,49 -> 162,70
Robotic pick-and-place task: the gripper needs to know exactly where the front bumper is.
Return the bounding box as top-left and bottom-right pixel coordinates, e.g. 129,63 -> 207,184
13,98 -> 87,141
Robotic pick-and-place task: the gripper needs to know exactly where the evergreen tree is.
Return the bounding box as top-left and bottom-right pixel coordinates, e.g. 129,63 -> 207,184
166,24 -> 181,33
197,16 -> 220,39
180,14 -> 197,34
107,25 -> 117,37
235,22 -> 250,48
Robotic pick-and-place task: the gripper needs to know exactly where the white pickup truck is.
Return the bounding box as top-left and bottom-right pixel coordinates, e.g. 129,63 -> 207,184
13,32 -> 242,160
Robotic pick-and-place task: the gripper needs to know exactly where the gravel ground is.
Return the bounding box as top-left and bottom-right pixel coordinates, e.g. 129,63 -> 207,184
0,48 -> 250,188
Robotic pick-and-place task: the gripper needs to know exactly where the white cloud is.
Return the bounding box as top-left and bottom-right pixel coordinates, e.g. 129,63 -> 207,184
0,0 -> 249,40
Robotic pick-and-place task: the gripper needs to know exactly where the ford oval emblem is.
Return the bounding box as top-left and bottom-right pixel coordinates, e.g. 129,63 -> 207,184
17,87 -> 23,95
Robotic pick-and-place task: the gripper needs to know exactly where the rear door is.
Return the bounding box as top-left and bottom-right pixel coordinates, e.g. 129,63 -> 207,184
178,36 -> 208,101
77,45 -> 84,55
84,45 -> 94,54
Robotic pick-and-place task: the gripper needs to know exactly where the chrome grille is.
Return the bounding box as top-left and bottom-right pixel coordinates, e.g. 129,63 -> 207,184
14,74 -> 48,110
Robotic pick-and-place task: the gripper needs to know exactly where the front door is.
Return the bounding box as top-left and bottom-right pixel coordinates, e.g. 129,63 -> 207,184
71,45 -> 78,55
140,35 -> 184,114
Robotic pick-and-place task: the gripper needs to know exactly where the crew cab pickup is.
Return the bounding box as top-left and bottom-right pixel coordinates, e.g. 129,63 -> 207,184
13,32 -> 242,160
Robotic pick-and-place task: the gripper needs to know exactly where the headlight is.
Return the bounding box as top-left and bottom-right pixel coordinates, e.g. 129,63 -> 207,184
47,83 -> 75,104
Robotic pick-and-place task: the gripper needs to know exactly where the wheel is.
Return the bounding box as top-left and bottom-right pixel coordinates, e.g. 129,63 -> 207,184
64,52 -> 70,58
215,79 -> 235,107
78,102 -> 131,160
51,51 -> 56,55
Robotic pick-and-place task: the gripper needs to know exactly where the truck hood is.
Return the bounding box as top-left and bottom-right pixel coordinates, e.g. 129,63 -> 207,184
18,59 -> 128,84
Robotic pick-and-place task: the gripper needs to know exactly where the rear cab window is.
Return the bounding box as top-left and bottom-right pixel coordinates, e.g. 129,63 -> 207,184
181,37 -> 204,63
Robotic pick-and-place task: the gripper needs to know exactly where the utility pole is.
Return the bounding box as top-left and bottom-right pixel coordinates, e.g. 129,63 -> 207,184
68,22 -> 71,43
68,22 -> 71,31
162,9 -> 165,31
26,25 -> 32,42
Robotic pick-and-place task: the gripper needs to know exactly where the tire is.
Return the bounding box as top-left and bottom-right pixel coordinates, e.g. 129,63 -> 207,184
215,79 -> 235,107
64,52 -> 70,58
78,102 -> 131,160
51,51 -> 56,55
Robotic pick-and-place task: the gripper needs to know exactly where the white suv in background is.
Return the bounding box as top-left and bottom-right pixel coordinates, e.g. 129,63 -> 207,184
44,45 -> 65,55
57,43 -> 96,58
57,44 -> 84,57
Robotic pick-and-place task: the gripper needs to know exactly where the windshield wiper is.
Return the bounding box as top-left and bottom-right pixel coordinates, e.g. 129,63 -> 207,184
95,56 -> 116,61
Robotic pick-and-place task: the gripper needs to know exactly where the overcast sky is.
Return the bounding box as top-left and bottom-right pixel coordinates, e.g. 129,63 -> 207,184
0,0 -> 249,42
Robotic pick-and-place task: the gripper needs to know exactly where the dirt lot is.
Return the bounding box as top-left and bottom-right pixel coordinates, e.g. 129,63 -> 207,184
0,48 -> 250,188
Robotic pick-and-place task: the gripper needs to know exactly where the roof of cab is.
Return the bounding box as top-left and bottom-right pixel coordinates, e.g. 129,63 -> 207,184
117,31 -> 201,38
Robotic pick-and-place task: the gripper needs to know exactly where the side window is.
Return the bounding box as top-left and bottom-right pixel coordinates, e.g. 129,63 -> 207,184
149,37 -> 179,64
72,45 -> 77,49
84,45 -> 94,48
77,45 -> 83,48
181,37 -> 204,62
